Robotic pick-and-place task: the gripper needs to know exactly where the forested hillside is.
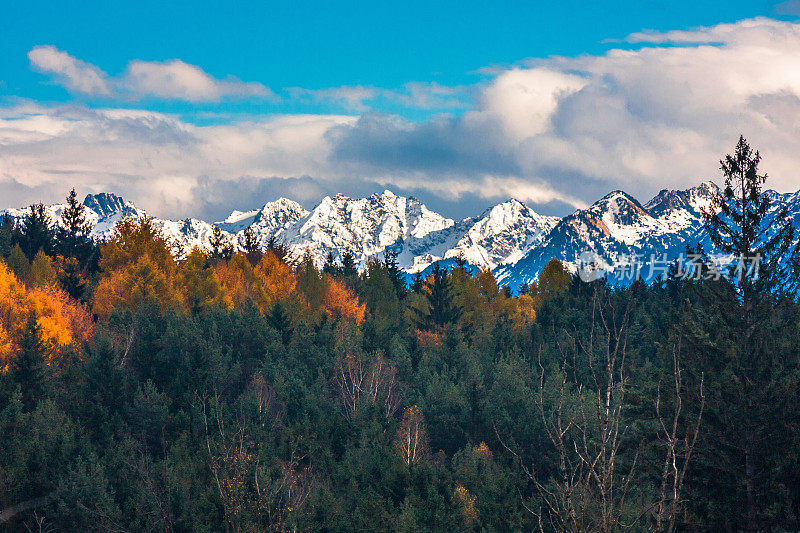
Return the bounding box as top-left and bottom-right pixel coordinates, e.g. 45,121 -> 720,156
1,139 -> 800,531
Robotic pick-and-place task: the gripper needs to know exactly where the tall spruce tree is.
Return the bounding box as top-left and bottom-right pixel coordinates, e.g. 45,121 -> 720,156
56,188 -> 94,263
414,263 -> 462,330
322,251 -> 339,275
268,301 -> 293,343
383,248 -> 407,299
17,203 -> 54,261
691,136 -> 800,529
241,225 -> 262,265
209,226 -> 232,260
341,251 -> 357,278
266,235 -> 289,263
0,213 -> 13,258
704,135 -> 799,297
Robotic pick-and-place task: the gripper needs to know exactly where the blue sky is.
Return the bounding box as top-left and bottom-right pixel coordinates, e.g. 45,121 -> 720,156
1,0 -> 786,116
1,1 -> 800,219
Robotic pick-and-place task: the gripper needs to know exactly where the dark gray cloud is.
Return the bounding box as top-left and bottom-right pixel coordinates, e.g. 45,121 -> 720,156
328,113 -> 517,177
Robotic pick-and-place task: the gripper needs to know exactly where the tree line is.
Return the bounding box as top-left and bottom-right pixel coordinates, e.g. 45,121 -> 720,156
1,137 -> 799,531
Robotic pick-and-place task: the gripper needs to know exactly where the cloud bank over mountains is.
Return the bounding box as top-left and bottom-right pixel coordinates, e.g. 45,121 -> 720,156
4,18 -> 800,219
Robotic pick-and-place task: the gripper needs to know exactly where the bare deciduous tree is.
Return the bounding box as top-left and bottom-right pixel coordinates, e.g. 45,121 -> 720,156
497,290 -> 705,532
333,352 -> 405,421
395,405 -> 429,466
652,340 -> 704,533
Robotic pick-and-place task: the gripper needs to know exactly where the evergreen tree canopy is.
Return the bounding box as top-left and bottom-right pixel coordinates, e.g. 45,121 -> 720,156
415,263 -> 462,330
17,203 -> 54,261
56,189 -> 94,264
209,225 -> 233,260
13,311 -> 46,411
704,135 -> 799,296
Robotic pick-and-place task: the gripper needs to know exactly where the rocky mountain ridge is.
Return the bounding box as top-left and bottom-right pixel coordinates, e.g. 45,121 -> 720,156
4,182 -> 799,289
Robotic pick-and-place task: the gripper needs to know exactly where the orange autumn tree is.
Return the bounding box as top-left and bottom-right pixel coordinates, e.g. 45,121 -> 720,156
322,275 -> 366,324
213,250 -> 296,314
0,260 -> 93,371
93,217 -> 183,319
215,252 -> 262,311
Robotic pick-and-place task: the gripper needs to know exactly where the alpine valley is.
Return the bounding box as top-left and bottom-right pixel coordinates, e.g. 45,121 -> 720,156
3,182 -> 800,289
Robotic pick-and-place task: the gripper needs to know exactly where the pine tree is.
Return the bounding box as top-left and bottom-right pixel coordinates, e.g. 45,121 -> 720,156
704,135 -> 799,297
692,136 -> 800,529
18,203 -> 54,261
415,264 -> 462,330
241,225 -> 262,265
322,251 -> 339,275
56,188 -> 94,263
341,251 -> 357,278
383,248 -> 407,299
13,311 -> 46,411
268,301 -> 293,343
7,244 -> 30,281
411,272 -> 424,293
266,236 -> 289,264
59,257 -> 87,301
0,213 -> 13,258
209,226 -> 232,260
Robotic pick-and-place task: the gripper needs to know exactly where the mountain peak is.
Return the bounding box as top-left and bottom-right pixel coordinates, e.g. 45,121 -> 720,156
83,192 -> 132,219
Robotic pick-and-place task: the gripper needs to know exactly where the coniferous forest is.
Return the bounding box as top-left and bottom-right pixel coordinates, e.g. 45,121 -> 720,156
2,139 -> 800,532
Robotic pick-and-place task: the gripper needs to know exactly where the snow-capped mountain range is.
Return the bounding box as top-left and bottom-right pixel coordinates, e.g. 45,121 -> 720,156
3,182 -> 800,289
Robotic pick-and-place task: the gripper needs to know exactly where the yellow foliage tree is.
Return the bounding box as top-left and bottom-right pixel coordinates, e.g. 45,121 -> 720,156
0,260 -> 94,371
476,269 -> 499,298
253,251 -> 296,309
453,485 -> 479,527
94,218 -> 183,319
511,293 -> 538,329
99,217 -> 175,273
538,258 -> 571,296
215,252 -> 262,310
178,248 -> 227,312
28,250 -> 57,287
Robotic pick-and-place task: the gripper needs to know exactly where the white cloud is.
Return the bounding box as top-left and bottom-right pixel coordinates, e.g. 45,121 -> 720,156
10,18 -> 800,219
28,45 -> 111,96
0,103 -> 352,216
476,68 -> 586,139
330,17 -> 800,203
28,46 -> 273,102
121,59 -> 273,101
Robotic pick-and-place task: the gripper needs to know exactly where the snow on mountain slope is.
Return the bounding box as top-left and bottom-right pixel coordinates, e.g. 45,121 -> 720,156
401,199 -> 558,273
82,193 -> 147,239
5,181 -> 799,291
0,193 -> 147,241
217,198 -> 309,244
281,190 -> 453,268
496,183 -> 723,286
